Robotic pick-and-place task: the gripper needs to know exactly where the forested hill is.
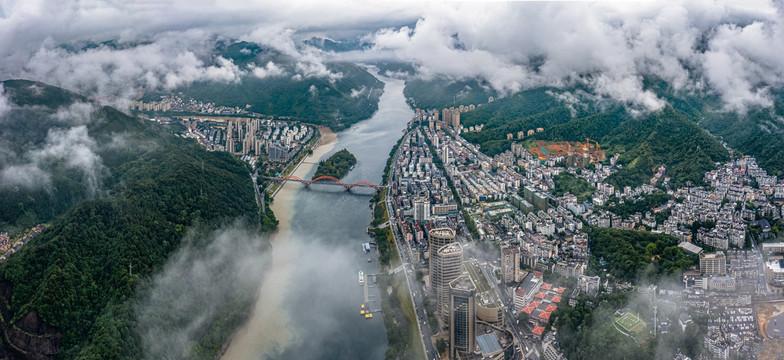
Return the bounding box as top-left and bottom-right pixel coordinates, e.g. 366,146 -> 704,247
0,80 -> 276,358
404,77 -> 497,109
451,88 -> 728,188
142,41 -> 385,131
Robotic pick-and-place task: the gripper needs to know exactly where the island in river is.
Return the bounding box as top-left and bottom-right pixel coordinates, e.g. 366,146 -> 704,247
313,148 -> 357,179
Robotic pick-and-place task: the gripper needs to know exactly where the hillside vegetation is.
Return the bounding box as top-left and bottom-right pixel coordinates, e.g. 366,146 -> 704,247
0,80 -> 276,358
404,77 -> 497,109
143,41 -> 384,131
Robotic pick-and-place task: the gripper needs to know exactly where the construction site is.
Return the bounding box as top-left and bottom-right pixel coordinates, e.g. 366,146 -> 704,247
528,138 -> 606,166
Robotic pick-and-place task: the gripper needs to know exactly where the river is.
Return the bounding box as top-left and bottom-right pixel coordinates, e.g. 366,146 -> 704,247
222,74 -> 413,360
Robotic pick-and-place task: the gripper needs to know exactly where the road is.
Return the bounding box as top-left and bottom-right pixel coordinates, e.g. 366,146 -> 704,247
438,127 -> 534,358
385,130 -> 438,359
750,232 -> 771,297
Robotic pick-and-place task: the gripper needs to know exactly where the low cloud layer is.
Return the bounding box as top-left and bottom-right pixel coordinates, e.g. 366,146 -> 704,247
136,224 -> 271,359
0,125 -> 105,194
0,85 -> 10,118
365,1 -> 784,111
0,1 -> 782,113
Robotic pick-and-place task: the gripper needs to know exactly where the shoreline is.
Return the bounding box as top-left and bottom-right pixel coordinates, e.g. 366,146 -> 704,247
220,126 -> 337,360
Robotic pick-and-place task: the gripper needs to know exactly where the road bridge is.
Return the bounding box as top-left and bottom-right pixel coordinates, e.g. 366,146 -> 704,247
265,175 -> 384,191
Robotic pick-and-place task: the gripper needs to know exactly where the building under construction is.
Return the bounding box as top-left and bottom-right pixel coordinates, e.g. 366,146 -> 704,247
528,138 -> 606,166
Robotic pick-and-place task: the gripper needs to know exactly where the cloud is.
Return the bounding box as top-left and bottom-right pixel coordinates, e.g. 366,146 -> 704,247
0,125 -> 105,195
51,101 -> 97,125
0,84 -> 10,119
363,1 -> 784,112
0,1 -> 782,113
136,224 -> 271,359
249,61 -> 286,79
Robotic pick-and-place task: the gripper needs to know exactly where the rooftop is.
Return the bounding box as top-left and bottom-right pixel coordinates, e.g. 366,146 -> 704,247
438,242 -> 463,255
476,333 -> 503,356
465,260 -> 502,307
449,273 -> 476,293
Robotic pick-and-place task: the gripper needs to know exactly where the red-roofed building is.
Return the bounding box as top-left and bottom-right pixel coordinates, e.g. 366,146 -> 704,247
541,283 -> 552,290
533,270 -> 543,277
545,304 -> 558,312
539,311 -> 551,320
536,291 -> 547,299
532,326 -> 545,335
522,305 -> 536,314
552,295 -> 562,303
556,287 -> 565,293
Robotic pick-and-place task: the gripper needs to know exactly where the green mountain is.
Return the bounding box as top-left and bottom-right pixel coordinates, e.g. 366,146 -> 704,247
602,107 -> 728,188
404,77 -> 497,109
699,102 -> 784,177
143,41 -> 384,131
0,80 -> 276,358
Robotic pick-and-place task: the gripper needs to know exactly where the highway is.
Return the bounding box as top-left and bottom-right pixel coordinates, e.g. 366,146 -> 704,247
385,129 -> 438,359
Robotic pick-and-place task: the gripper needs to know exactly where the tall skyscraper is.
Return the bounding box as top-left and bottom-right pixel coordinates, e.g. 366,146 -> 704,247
434,241 -> 463,322
501,245 -> 522,284
449,273 -> 476,360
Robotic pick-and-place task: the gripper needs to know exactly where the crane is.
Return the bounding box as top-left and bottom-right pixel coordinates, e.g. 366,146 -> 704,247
585,138 -> 600,151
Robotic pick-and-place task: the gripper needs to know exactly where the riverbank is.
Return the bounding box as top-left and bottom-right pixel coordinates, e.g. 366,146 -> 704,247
220,74 -> 409,360
220,126 -> 337,360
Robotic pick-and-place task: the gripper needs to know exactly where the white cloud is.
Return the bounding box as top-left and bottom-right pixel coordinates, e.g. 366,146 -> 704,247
249,61 -> 285,79
0,0 -> 782,112
51,101 -> 97,125
363,1 -> 784,111
0,125 -> 105,195
0,84 -> 10,119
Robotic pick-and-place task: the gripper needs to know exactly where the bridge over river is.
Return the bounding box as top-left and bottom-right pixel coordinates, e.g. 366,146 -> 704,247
266,175 -> 385,191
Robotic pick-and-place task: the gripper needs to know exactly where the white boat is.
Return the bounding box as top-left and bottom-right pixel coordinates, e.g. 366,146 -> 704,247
359,271 -> 365,285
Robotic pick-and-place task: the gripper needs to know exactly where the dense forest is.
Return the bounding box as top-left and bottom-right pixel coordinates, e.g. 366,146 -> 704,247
587,227 -> 696,283
142,41 -> 384,131
0,80 -> 276,358
313,148 -> 357,179
552,172 -> 595,202
699,101 -> 784,177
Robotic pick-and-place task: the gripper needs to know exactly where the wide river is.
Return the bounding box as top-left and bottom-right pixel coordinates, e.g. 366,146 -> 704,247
222,74 -> 413,359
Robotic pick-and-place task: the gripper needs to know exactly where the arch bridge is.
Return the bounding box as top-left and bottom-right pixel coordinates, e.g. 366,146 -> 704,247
269,175 -> 383,191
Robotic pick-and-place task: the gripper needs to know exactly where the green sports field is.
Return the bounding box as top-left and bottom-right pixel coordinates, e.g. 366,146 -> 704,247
615,312 -> 645,333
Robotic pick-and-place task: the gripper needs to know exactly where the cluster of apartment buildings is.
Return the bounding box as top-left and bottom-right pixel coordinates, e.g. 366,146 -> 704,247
176,117 -> 313,163
132,95 -> 253,116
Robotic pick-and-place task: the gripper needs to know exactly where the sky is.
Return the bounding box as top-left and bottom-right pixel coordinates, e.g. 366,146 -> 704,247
0,0 -> 783,111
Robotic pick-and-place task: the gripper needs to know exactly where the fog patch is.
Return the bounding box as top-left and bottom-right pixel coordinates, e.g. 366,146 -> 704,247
0,125 -> 105,195
248,61 -> 285,79
136,224 -> 271,359
51,101 -> 97,125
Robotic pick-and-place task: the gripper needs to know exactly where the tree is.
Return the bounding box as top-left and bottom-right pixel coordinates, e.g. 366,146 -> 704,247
436,338 -> 447,354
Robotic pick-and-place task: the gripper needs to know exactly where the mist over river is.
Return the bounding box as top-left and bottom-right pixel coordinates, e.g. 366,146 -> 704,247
221,74 -> 413,360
